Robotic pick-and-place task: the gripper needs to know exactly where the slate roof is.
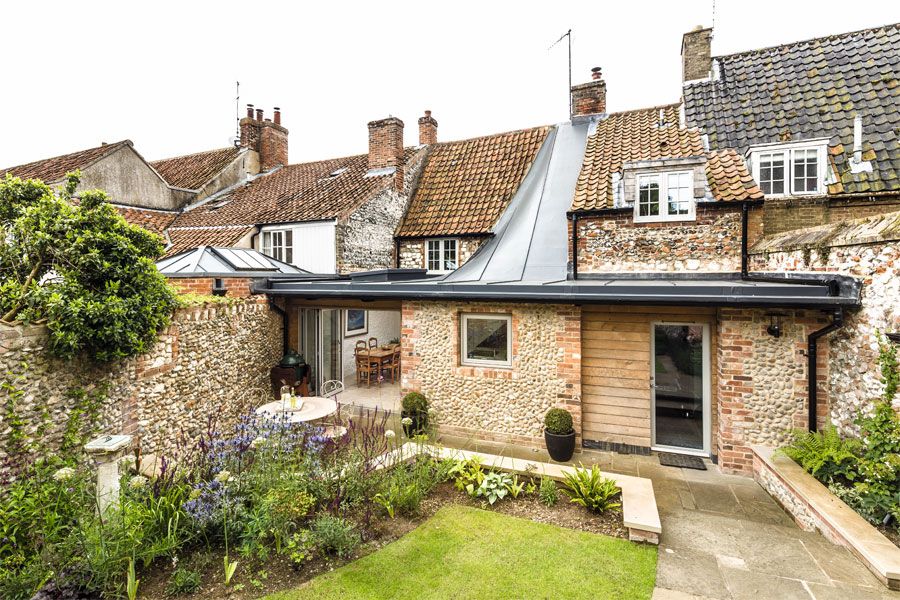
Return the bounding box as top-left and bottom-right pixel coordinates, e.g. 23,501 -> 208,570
571,105 -> 759,210
396,127 -> 550,237
170,149 -> 420,230
683,23 -> 900,195
114,206 -> 177,236
150,147 -> 241,190
0,141 -> 129,183
164,226 -> 253,258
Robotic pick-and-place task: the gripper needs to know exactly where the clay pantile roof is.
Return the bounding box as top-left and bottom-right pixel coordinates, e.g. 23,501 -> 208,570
164,226 -> 253,258
705,149 -> 764,201
396,126 -> 550,237
571,105 -> 706,210
115,206 -> 177,236
170,149 -> 420,230
0,141 -> 129,183
151,147 -> 241,190
683,23 -> 900,195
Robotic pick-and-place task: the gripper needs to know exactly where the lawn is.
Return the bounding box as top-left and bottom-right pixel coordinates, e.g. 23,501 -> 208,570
266,504 -> 657,600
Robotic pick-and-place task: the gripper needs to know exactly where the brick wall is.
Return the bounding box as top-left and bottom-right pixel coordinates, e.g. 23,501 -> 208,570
576,204 -> 743,273
400,300 -> 581,448
716,308 -> 830,474
0,298 -> 282,464
763,196 -> 900,236
682,27 -> 712,82
168,277 -> 255,297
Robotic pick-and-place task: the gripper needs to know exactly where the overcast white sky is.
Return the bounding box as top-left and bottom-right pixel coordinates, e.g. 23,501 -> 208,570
1,1 -> 898,169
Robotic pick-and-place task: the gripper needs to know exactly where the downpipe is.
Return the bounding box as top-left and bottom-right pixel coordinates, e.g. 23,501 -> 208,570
807,307 -> 844,433
268,297 -> 290,354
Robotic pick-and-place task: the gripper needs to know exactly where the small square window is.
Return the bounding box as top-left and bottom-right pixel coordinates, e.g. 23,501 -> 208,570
634,171 -> 695,223
758,152 -> 786,195
426,239 -> 458,272
792,148 -> 819,193
460,314 -> 512,368
750,143 -> 825,197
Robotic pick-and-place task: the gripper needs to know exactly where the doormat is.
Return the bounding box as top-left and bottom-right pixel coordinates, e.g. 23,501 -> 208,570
658,452 -> 707,470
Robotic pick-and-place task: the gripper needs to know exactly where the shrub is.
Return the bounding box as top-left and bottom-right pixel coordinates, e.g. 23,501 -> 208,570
561,464 -> 621,512
539,476 -> 559,507
309,515 -> 360,558
475,472 -> 513,505
165,567 -> 201,597
401,392 -> 428,413
544,408 -> 573,435
781,426 -> 861,482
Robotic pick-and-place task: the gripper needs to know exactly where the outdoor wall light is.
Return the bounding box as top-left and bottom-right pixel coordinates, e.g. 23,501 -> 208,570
767,314 -> 783,338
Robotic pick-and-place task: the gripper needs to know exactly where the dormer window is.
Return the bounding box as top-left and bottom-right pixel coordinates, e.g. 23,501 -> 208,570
749,141 -> 828,196
634,171 -> 695,223
426,238 -> 457,272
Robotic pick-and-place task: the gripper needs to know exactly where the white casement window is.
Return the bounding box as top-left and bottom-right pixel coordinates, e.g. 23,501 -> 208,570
634,171 -> 695,223
460,313 -> 512,368
261,229 -> 293,264
750,142 -> 827,196
426,238 -> 458,272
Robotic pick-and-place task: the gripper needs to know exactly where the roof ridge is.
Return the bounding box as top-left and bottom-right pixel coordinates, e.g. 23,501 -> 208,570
1,139 -> 130,175
715,22 -> 900,61
606,103 -> 682,117
150,146 -> 237,164
433,125 -> 551,148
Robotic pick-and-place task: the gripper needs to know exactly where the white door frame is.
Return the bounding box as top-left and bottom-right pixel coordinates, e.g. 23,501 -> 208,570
297,307 -> 343,394
649,321 -> 712,457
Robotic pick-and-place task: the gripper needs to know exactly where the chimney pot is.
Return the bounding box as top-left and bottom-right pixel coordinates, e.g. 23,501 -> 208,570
273,107 -> 281,125
591,67 -> 602,80
246,104 -> 254,118
570,68 -> 607,118
256,108 -> 264,121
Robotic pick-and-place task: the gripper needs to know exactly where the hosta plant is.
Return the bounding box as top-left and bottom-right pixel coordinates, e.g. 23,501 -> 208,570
475,472 -> 513,505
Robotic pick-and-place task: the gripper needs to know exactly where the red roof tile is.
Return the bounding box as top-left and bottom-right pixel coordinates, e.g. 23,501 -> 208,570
0,141 -> 129,183
151,147 -> 241,190
705,149 -> 764,201
396,127 -> 550,237
115,206 -> 178,236
164,227 -> 253,258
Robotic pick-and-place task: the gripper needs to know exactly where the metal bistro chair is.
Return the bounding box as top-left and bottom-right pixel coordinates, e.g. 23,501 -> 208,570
320,379 -> 348,439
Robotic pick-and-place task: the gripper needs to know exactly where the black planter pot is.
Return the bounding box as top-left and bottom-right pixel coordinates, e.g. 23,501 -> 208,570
544,429 -> 576,462
401,410 -> 428,437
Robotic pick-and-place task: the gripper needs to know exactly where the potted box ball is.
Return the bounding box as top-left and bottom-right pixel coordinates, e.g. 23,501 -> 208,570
544,407 -> 575,462
401,392 -> 429,437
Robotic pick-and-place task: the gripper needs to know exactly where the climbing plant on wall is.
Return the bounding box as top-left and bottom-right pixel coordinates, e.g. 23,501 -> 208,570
0,172 -> 177,361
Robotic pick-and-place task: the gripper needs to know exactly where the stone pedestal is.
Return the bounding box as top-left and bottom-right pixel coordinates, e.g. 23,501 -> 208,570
84,434 -> 133,514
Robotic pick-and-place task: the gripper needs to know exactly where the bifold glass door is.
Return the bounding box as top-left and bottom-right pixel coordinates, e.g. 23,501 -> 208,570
651,323 -> 710,453
299,308 -> 342,395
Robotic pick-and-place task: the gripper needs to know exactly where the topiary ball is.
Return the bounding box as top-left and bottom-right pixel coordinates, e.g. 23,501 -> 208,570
402,392 -> 428,413
544,407 -> 574,435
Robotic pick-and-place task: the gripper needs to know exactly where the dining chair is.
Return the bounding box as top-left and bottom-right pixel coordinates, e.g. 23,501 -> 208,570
368,337 -> 378,348
355,348 -> 377,387
388,347 -> 401,383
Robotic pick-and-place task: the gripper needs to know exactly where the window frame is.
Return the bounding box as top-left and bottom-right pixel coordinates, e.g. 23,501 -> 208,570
426,238 -> 459,273
749,141 -> 828,197
460,313 -> 513,368
261,228 -> 294,264
633,170 -> 696,223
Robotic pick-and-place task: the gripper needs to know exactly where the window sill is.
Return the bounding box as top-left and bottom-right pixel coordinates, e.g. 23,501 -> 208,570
633,215 -> 697,224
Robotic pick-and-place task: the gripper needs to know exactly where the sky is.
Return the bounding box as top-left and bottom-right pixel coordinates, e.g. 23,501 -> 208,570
1,1 -> 898,169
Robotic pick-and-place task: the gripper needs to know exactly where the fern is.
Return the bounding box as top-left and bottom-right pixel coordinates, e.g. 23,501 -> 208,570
781,427 -> 860,482
561,464 -> 621,513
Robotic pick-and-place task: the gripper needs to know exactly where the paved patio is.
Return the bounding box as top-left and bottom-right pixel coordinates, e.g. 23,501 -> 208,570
437,435 -> 900,599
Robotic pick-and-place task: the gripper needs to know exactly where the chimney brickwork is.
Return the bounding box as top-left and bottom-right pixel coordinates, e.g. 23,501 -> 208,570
570,67 -> 607,117
418,110 -> 438,145
682,26 -> 713,83
240,104 -> 288,171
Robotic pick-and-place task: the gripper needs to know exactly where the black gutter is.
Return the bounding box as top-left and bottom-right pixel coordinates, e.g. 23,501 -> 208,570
808,308 -> 844,433
267,298 -> 290,354
739,201 -> 848,432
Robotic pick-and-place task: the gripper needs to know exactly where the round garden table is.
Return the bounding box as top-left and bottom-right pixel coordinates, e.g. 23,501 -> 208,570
255,396 -> 337,424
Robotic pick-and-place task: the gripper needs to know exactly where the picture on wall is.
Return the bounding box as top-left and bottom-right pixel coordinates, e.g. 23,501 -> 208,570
344,309 -> 368,337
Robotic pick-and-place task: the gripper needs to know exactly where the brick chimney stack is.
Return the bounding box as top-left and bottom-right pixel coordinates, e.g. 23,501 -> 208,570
418,110 -> 438,145
570,67 -> 607,118
367,117 -> 405,191
240,104 -> 289,172
682,26 -> 713,83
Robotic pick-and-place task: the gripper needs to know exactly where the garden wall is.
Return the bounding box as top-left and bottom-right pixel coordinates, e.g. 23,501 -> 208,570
0,298 -> 282,464
400,301 -> 581,447
750,210 -> 900,435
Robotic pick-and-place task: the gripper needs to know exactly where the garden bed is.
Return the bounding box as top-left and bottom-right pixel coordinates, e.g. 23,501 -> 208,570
138,483 -> 626,599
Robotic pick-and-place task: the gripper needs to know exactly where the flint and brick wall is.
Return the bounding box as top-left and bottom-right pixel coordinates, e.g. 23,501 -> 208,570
400,301 -> 581,447
716,308 -> 830,473
0,299 -> 282,464
397,237 -> 488,270
763,197 -> 900,236
576,204 -> 745,273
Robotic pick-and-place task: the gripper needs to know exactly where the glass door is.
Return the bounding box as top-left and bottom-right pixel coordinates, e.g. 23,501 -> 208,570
298,308 -> 343,396
651,323 -> 710,454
